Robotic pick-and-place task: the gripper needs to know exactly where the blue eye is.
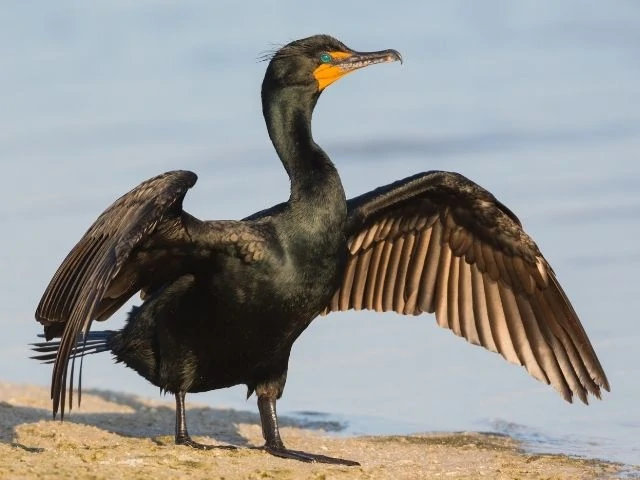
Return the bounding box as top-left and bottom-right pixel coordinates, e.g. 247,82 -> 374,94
319,53 -> 332,63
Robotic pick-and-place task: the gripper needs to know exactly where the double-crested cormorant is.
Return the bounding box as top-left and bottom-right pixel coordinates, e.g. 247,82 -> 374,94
32,34 -> 609,465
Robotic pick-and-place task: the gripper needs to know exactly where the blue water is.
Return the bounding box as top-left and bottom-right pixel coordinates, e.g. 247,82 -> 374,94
1,0 -> 639,467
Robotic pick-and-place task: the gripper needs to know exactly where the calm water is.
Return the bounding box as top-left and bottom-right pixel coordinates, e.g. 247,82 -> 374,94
1,1 -> 639,467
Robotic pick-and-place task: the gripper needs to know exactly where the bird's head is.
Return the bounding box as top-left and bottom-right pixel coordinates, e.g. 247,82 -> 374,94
262,34 -> 402,95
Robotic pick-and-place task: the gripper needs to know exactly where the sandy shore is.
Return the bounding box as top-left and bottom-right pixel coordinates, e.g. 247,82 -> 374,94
0,382 -> 634,479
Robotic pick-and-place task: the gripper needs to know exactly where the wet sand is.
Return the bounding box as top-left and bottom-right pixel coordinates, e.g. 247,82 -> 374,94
0,383 -> 633,479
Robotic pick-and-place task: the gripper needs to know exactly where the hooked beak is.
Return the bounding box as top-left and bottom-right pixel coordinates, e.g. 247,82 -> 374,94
313,48 -> 402,91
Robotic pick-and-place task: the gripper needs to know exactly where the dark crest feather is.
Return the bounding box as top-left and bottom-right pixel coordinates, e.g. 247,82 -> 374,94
258,35 -> 348,63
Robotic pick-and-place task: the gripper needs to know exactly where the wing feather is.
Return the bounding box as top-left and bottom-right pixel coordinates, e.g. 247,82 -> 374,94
394,231 -> 416,314
351,247 -> 373,310
458,259 -> 478,344
338,254 -> 357,310
435,241 -> 453,329
404,228 -> 431,314
471,264 -> 498,353
418,219 -> 442,313
364,241 -> 385,310
35,171 -> 198,417
323,170 -> 608,403
382,237 -> 405,311
447,254 -> 461,335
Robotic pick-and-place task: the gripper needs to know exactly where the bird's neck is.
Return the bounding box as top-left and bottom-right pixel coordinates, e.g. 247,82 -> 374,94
262,87 -> 345,206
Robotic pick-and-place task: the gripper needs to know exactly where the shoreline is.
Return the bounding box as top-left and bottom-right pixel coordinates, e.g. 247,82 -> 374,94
0,382 -> 635,479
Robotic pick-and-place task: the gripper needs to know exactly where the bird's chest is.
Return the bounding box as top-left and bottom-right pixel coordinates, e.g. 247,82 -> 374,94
284,239 -> 347,311
261,225 -> 347,315
208,230 -> 346,319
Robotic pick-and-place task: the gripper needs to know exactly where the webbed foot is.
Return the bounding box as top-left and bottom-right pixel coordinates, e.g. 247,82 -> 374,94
175,435 -> 237,451
262,444 -> 360,465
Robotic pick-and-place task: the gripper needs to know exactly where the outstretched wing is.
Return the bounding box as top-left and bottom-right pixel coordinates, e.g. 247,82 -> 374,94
323,171 -> 609,404
35,170 -> 197,417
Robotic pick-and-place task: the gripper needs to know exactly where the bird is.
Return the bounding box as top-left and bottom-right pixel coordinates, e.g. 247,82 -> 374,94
31,34 -> 609,465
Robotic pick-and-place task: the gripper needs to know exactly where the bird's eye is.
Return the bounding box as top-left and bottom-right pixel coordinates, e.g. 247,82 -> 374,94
319,53 -> 332,64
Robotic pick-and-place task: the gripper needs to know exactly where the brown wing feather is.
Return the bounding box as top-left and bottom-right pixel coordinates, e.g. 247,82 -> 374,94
35,170 -> 198,417
323,170 -> 609,404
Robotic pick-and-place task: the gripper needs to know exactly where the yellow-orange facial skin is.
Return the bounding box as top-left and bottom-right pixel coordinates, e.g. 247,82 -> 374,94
313,51 -> 354,91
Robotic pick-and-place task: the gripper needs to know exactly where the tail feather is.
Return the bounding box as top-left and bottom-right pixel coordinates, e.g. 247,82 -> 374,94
31,331 -> 115,364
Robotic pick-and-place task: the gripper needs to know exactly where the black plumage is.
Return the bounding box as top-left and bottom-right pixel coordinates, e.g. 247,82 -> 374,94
32,34 -> 608,465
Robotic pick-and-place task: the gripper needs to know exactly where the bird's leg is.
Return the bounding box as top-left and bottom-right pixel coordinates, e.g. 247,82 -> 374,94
257,393 -> 360,466
174,391 -> 235,450
174,390 -> 214,449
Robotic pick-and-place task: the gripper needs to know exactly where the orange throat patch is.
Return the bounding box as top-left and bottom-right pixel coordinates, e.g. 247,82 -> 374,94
313,51 -> 353,90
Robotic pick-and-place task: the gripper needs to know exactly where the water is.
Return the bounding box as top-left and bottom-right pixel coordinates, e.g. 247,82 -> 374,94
1,0 -> 639,467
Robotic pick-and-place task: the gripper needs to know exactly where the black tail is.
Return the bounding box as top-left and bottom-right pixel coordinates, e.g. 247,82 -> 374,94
31,331 -> 116,364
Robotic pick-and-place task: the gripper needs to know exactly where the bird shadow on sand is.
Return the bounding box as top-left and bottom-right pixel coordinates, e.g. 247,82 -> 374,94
0,388 -> 347,452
